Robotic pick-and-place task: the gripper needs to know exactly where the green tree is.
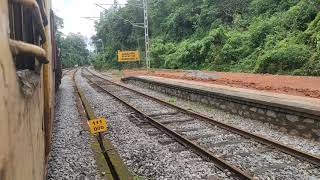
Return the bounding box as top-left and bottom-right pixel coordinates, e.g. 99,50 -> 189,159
54,14 -> 64,49
53,15 -> 89,68
60,33 -> 89,68
92,0 -> 320,76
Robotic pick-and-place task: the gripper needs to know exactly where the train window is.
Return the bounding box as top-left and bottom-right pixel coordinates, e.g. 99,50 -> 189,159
9,3 -> 38,71
8,0 -> 48,73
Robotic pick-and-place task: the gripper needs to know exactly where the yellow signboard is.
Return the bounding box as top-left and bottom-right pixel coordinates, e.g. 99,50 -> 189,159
88,117 -> 107,134
118,50 -> 140,62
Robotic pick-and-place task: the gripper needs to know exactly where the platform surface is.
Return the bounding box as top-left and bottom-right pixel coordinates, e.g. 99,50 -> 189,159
130,76 -> 320,116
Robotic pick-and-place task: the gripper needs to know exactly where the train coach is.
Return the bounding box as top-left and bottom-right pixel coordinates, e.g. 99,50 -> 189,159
0,0 -> 61,179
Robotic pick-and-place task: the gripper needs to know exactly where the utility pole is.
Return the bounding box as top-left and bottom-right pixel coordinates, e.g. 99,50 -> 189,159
113,0 -> 118,9
95,1 -> 150,70
143,0 -> 150,70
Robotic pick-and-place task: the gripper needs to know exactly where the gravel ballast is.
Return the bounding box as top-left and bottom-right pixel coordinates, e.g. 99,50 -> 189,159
47,73 -> 100,180
88,68 -> 320,178
118,76 -> 320,157
90,68 -> 320,156
76,70 -> 232,179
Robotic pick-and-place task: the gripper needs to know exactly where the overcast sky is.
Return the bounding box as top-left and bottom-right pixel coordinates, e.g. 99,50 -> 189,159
52,0 -> 128,39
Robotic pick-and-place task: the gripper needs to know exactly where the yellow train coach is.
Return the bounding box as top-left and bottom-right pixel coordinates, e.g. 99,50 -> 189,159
0,0 -> 61,179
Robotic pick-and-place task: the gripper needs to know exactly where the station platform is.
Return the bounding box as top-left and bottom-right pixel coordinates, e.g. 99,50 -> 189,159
122,75 -> 320,140
135,76 -> 320,115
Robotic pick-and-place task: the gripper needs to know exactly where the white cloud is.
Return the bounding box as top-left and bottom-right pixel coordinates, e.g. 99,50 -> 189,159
52,0 -> 128,39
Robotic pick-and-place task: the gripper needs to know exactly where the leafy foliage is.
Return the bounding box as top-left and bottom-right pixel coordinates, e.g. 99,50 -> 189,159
255,42 -> 310,74
92,0 -> 320,75
91,1 -> 144,70
54,14 -> 64,49
60,33 -> 89,68
54,15 -> 90,68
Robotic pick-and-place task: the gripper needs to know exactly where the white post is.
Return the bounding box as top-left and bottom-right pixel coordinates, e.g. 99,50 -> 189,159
143,0 -> 150,71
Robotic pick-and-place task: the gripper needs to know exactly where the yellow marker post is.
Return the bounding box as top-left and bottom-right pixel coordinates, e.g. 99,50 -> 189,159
88,117 -> 107,134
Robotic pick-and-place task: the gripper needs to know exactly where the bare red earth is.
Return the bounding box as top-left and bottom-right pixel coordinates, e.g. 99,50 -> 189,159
123,69 -> 320,99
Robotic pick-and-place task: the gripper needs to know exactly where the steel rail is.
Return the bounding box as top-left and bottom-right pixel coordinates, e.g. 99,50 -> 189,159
85,68 -> 320,167
82,70 -> 254,179
62,69 -> 73,77
74,69 -> 133,180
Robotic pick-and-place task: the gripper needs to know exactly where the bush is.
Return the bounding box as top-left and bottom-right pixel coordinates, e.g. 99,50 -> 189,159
294,42 -> 320,76
248,17 -> 277,48
283,0 -> 318,31
254,42 -> 311,74
93,0 -> 320,76
249,0 -> 279,15
301,12 -> 320,48
231,48 -> 262,72
157,29 -> 227,69
150,38 -> 176,68
220,31 -> 252,63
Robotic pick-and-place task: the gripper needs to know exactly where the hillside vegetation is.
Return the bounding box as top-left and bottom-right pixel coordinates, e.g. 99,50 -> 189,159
92,0 -> 320,75
55,15 -> 90,68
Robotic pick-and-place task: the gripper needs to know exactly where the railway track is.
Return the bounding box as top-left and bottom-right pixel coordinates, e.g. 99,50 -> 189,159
73,69 -> 133,180
81,68 -> 320,179
62,69 -> 73,76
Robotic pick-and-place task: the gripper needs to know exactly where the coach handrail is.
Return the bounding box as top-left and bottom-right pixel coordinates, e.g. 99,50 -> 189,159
9,39 -> 49,64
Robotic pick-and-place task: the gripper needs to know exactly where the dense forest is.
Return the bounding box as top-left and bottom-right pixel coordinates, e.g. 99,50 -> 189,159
55,15 -> 90,68
91,0 -> 320,75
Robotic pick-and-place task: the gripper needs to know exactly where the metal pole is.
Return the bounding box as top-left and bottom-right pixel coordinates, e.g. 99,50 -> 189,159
143,0 -> 150,71
96,1 -> 149,70
113,0 -> 118,9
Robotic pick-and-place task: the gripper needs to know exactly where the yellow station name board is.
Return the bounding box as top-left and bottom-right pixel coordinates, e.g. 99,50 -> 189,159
118,50 -> 140,62
88,117 -> 107,134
